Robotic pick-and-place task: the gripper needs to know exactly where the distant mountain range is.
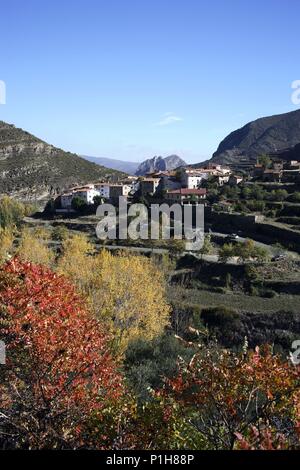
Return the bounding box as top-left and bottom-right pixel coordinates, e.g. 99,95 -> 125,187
206,108 -> 300,165
0,121 -> 125,202
82,156 -> 140,175
83,154 -> 187,176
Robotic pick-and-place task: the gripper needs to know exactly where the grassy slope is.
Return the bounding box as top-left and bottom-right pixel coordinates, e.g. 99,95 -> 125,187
0,121 -> 126,195
169,284 -> 300,314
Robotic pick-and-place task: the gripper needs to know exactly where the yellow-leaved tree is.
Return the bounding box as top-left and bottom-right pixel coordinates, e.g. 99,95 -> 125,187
56,233 -> 95,290
0,195 -> 25,228
0,226 -> 15,262
17,227 -> 55,267
57,235 -> 170,350
90,250 -> 171,348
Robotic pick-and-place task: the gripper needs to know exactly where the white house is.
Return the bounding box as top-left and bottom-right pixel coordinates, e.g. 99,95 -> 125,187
120,178 -> 140,193
180,165 -> 231,189
60,184 -> 101,209
95,183 -> 111,199
181,169 -> 208,189
207,164 -> 231,175
216,175 -> 230,186
75,187 -> 100,204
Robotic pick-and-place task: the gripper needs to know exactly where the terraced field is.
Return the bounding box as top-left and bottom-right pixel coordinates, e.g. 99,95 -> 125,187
169,285 -> 300,314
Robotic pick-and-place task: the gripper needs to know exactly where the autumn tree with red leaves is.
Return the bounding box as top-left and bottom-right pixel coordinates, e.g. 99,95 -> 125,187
0,258 -> 124,449
2,258 -> 300,451
164,343 -> 300,450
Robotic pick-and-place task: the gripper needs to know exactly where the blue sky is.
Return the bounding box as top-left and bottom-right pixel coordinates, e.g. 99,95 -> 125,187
0,0 -> 299,163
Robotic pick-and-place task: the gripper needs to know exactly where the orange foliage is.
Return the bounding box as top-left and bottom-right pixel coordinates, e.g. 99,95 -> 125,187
165,344 -> 300,450
0,258 -> 123,448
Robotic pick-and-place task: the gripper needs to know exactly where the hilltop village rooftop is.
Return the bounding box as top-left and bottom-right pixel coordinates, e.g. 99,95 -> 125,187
57,158 -> 300,211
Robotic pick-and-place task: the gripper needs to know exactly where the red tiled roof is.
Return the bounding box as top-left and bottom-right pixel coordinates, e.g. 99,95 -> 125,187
167,188 -> 207,195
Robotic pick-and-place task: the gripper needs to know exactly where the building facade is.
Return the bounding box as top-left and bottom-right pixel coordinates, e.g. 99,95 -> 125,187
60,184 -> 100,209
95,183 -> 111,199
109,184 -> 133,202
140,178 -> 161,196
166,188 -> 207,205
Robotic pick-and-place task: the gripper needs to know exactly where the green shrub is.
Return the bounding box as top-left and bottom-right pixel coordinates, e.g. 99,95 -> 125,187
259,288 -> 277,298
0,196 -> 26,228
249,285 -> 259,296
201,306 -> 240,328
71,196 -> 88,213
290,192 -> 300,203
225,272 -> 232,289
124,334 -> 193,402
52,225 -> 69,241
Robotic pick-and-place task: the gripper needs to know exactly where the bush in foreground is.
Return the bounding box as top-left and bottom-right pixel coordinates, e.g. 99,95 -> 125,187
0,258 -> 123,449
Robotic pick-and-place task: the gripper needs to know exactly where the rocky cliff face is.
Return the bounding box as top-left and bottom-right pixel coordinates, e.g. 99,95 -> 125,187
209,109 -> 300,165
135,154 -> 186,176
0,121 -> 125,202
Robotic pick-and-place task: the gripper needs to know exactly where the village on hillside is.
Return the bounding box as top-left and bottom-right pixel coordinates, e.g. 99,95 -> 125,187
56,156 -> 300,213
57,164 -> 226,211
